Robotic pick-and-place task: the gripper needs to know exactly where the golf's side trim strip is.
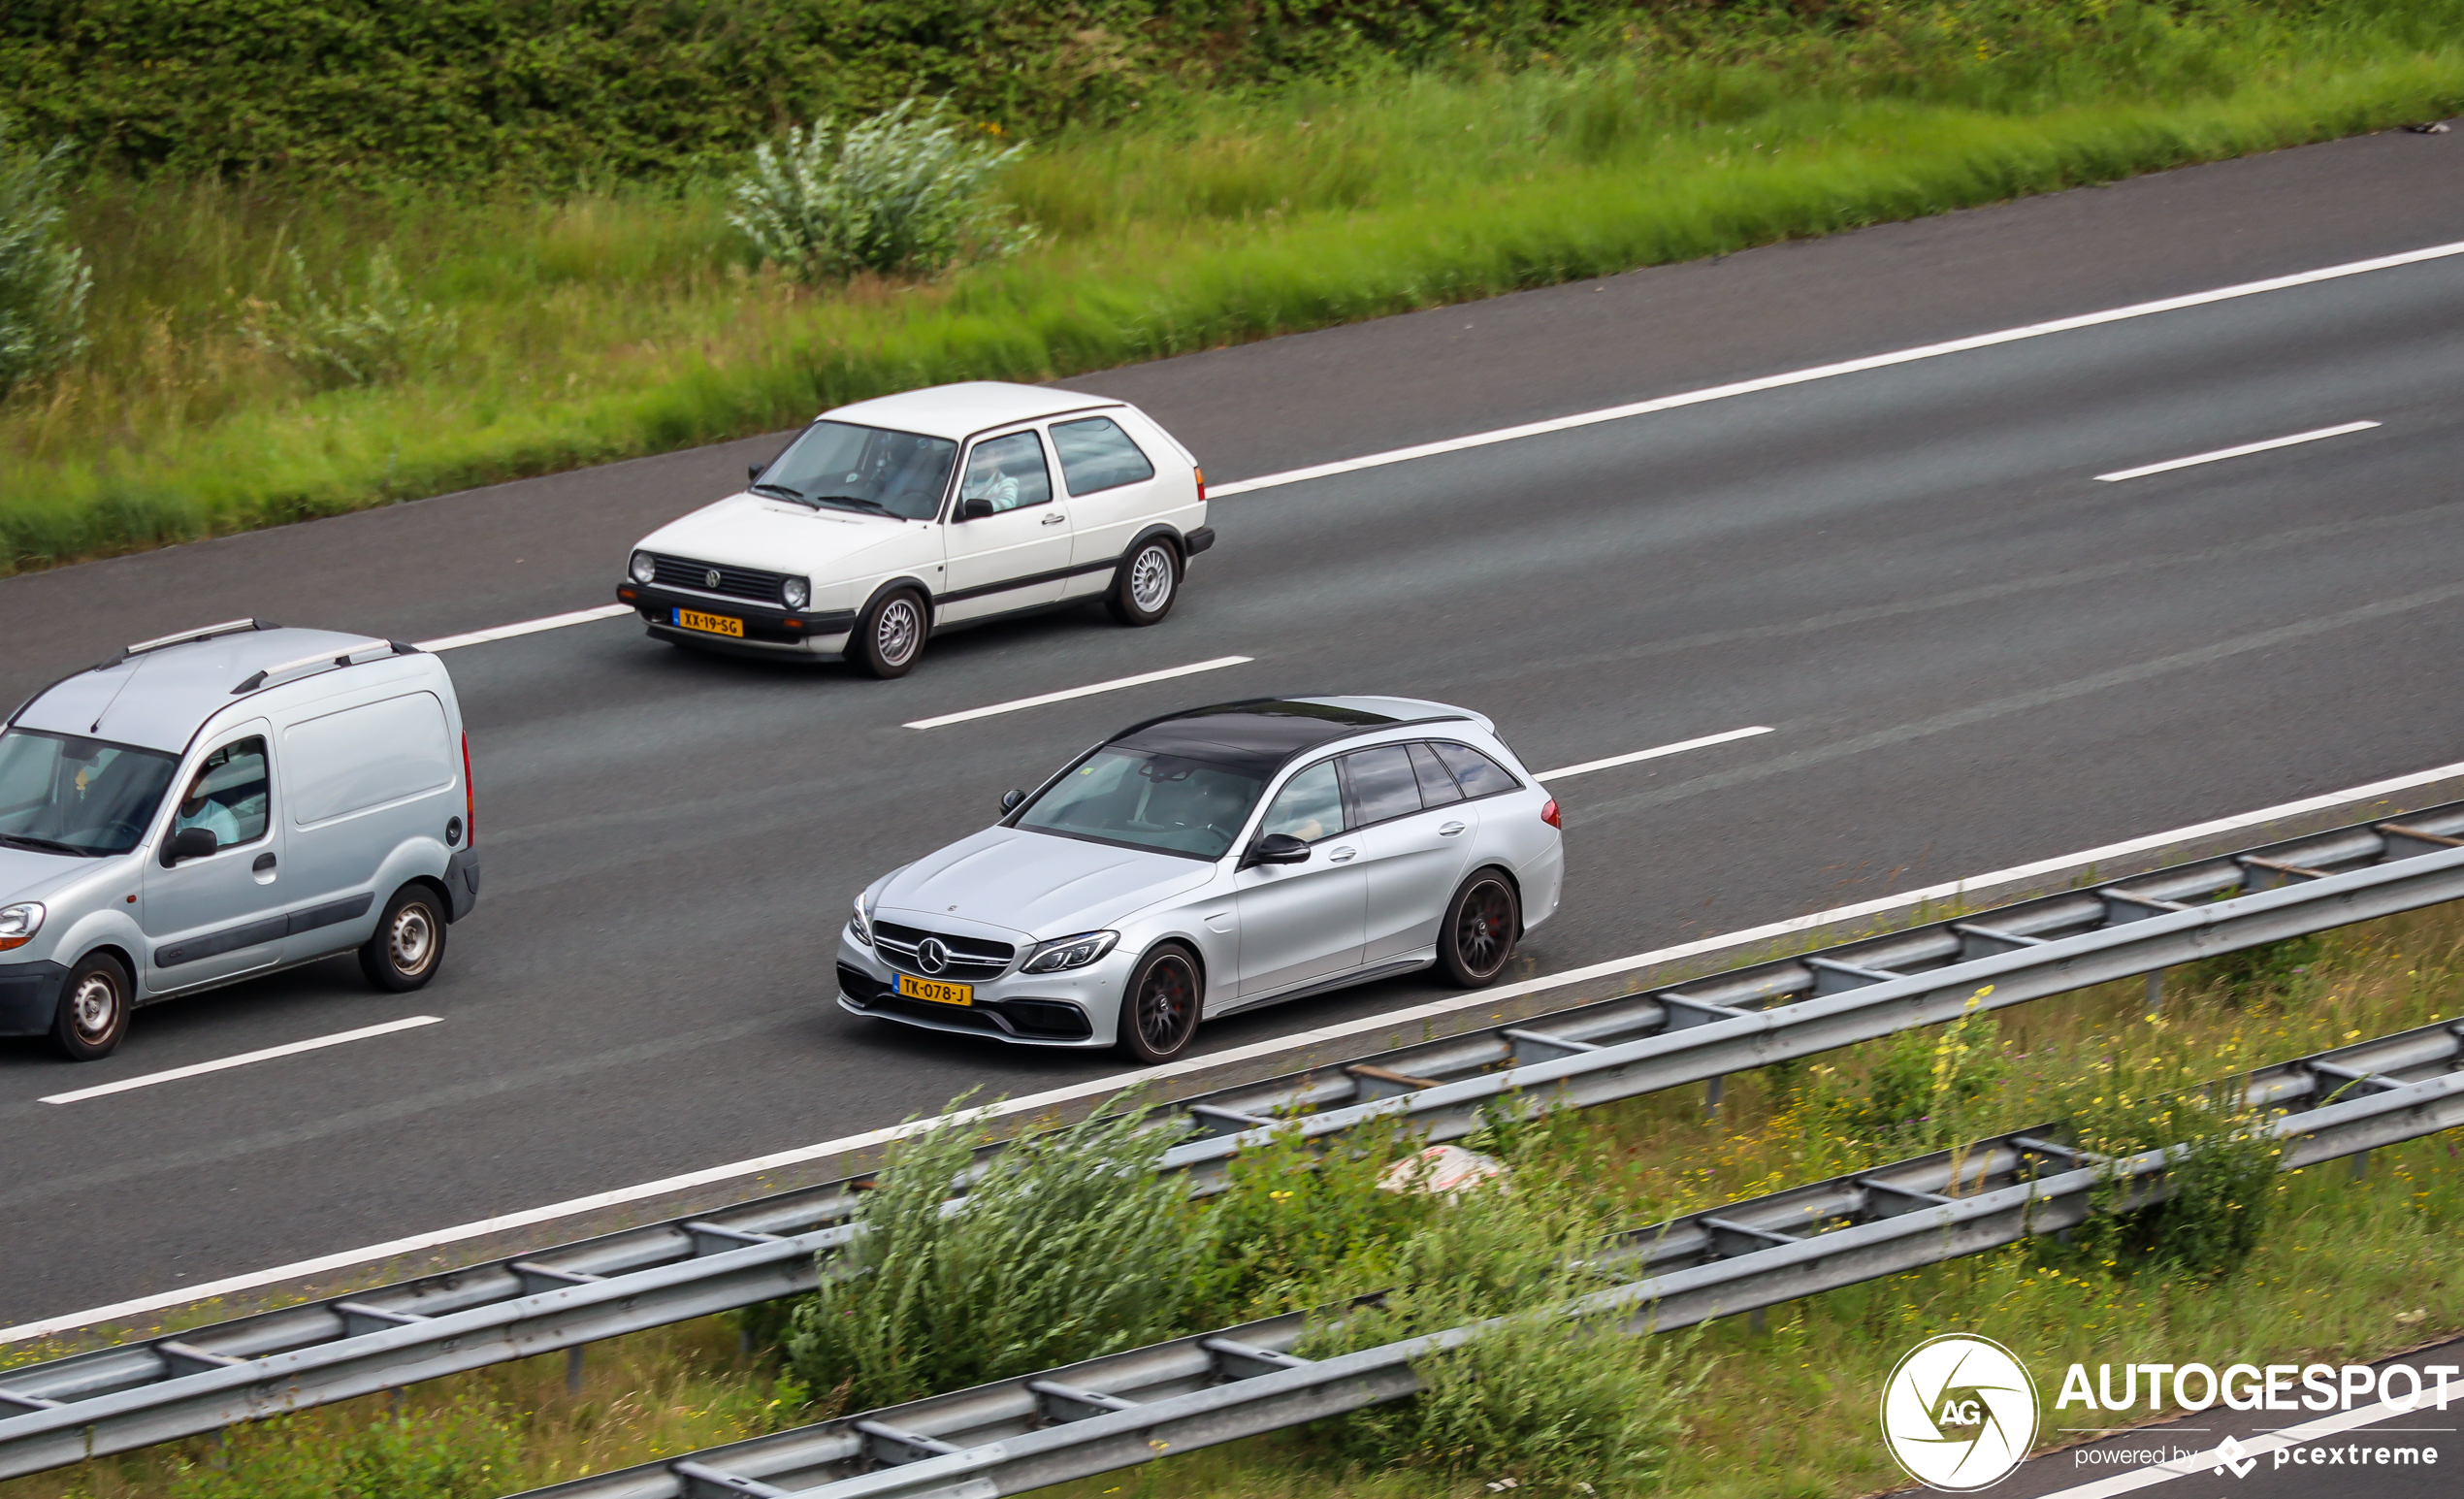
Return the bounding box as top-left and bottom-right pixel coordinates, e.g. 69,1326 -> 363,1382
5,757 -> 2460,1347
1207,242 -> 2464,498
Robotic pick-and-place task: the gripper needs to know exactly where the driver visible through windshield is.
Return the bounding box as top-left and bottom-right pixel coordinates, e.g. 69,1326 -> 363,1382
1016,747 -> 1265,860
0,729 -> 180,858
753,420 -> 957,520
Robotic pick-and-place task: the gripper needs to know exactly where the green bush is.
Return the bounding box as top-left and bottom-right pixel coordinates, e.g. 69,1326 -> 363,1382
784,1092 -> 1195,1409
0,113 -> 88,398
729,99 -> 1031,280
240,247 -> 460,389
161,1398 -> 519,1499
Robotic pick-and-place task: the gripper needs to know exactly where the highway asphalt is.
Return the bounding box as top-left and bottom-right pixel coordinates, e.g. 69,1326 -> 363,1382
1,124 -> 2460,1329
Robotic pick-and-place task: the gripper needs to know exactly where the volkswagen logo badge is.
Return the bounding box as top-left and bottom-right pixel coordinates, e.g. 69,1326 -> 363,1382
916,937 -> 950,975
704,569 -> 722,589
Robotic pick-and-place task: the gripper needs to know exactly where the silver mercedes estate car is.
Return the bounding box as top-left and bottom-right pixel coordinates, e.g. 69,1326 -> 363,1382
836,697 -> 1565,1061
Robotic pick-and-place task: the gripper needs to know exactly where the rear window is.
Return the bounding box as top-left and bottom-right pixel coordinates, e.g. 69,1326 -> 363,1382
1051,416 -> 1156,496
285,693 -> 454,826
1432,741 -> 1520,798
1341,745 -> 1422,825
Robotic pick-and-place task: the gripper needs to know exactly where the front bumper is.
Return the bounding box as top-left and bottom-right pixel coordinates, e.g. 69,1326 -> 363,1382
616,582 -> 857,657
0,959 -> 68,1036
834,930 -> 1122,1047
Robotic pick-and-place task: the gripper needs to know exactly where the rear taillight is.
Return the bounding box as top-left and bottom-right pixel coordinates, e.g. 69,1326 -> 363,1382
462,732 -> 475,848
1540,798 -> 1561,830
1195,467 -> 1206,503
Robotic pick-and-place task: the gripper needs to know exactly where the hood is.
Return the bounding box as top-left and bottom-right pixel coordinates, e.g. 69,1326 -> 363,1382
875,827 -> 1215,940
0,844 -> 113,908
636,494 -> 919,585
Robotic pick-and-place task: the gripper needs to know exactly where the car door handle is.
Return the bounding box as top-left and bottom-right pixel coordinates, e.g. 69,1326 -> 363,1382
1439,822 -> 1467,837
252,853 -> 277,872
1327,846 -> 1356,863
1040,512 -> 1066,525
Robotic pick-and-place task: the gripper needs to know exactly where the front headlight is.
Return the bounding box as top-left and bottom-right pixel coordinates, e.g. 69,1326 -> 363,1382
1021,929 -> 1119,973
0,902 -> 46,952
849,896 -> 872,948
629,550 -> 657,585
782,576 -> 810,610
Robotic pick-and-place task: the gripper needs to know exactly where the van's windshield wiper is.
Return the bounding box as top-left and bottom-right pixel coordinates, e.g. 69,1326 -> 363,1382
0,832 -> 85,856
807,494 -> 900,518
750,481 -> 813,505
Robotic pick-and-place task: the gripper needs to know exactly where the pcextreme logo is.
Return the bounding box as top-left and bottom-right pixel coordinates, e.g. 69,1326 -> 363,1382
1881,1334 -> 2041,1491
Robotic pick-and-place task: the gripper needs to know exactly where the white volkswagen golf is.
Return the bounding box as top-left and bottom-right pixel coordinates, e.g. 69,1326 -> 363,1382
836,697 -> 1566,1062
617,382 -> 1214,676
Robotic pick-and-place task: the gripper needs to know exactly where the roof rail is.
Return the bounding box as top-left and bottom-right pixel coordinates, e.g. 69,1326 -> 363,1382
230,639 -> 415,696
105,619 -> 277,668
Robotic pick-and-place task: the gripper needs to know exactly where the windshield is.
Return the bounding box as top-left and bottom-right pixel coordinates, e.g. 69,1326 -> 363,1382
0,728 -> 180,858
1016,747 -> 1266,860
755,420 -> 958,519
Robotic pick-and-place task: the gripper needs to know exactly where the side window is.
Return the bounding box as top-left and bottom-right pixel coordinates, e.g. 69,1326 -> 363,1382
1259,761 -> 1345,843
1050,416 -> 1156,497
1407,742 -> 1464,806
1341,745 -> 1422,826
177,737 -> 271,848
959,431 -> 1053,514
1432,741 -> 1520,798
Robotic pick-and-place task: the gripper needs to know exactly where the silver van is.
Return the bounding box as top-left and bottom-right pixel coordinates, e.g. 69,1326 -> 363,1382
0,620 -> 480,1059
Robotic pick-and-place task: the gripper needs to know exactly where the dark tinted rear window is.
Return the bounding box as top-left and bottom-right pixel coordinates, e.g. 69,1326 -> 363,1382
1433,741 -> 1519,798
1342,745 -> 1422,824
1408,742 -> 1464,806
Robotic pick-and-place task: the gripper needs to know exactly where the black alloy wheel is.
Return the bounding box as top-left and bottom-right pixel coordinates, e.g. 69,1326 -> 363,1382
1119,943 -> 1202,1062
1105,538 -> 1180,626
52,951 -> 132,1060
857,588 -> 928,678
361,883 -> 447,993
1439,869 -> 1520,989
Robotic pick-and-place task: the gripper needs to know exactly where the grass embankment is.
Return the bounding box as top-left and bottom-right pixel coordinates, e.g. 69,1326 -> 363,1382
5,0 -> 2464,574
15,905 -> 2463,1499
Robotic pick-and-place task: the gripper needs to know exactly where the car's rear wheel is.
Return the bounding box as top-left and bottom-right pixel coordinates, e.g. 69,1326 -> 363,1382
1438,868 -> 1520,988
856,589 -> 928,678
1118,942 -> 1201,1062
361,883 -> 447,993
1106,538 -> 1180,627
52,952 -> 131,1060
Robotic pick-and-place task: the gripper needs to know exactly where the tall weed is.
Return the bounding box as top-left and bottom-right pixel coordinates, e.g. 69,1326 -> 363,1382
240,247 -> 460,390
729,99 -> 1031,281
0,114 -> 90,399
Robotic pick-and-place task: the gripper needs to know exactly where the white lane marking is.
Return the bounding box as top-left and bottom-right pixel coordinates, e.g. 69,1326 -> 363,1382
2095,420 -> 2382,482
1533,726 -> 1772,782
903,656 -> 1255,730
414,603 -> 633,653
2031,1389 -> 2455,1496
39,1017 -> 443,1106
11,756 -> 2464,1342
1207,242 -> 2464,499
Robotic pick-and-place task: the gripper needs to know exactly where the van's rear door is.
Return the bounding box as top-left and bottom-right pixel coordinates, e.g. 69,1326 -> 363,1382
280,689 -> 459,957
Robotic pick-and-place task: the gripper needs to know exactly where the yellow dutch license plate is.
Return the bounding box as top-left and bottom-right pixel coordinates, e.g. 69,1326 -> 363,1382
673,607 -> 744,637
898,973 -> 974,1007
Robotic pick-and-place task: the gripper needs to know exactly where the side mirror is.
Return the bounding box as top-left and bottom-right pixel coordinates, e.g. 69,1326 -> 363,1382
747,464 -> 763,483
958,496 -> 995,522
999,789 -> 1026,814
164,826 -> 219,866
1242,832 -> 1310,869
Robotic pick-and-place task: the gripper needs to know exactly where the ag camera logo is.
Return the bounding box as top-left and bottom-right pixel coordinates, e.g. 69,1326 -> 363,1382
1882,1334 -> 2040,1491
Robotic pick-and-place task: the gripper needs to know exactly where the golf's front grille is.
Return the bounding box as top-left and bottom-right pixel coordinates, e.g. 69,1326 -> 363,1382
872,922 -> 1016,982
651,554 -> 788,605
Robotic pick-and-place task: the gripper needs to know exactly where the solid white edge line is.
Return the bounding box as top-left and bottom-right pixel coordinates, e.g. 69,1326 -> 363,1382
1205,242 -> 2464,499
1534,726 -> 1773,782
13,755 -> 2464,1344
2031,1389 -> 2459,1497
38,1016 -> 444,1106
2094,420 -> 2383,482
414,603 -> 634,653
903,656 -> 1256,730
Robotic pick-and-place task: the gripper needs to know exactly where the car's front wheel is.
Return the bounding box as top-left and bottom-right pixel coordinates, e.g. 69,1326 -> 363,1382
856,588 -> 928,678
52,952 -> 131,1060
1118,942 -> 1202,1062
1106,538 -> 1180,627
361,883 -> 447,993
1438,868 -> 1520,988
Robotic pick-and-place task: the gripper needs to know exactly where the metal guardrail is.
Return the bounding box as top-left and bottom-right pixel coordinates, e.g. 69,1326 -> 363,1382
6,802 -> 2464,1475
515,1016 -> 2464,1499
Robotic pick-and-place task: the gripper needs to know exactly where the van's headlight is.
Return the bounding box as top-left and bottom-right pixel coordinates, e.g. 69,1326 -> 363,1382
1021,930 -> 1119,973
782,576 -> 810,610
849,896 -> 873,948
629,551 -> 657,585
0,902 -> 45,952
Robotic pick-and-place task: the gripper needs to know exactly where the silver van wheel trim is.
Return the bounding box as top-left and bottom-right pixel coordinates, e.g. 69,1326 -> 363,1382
1128,544 -> 1174,611
876,598 -> 922,666
69,973 -> 119,1042
390,905 -> 438,976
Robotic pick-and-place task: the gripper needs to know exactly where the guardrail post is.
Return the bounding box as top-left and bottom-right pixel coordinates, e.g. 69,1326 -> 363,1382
2351,1151 -> 2370,1181
2146,970 -> 2163,1015
1705,1076 -> 1724,1117
567,1344 -> 586,1396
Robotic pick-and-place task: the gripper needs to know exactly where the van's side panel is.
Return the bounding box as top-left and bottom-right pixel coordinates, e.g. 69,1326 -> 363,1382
277,682 -> 460,958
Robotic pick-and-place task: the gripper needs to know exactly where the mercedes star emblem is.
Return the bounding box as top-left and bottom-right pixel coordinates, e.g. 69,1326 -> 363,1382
916,938 -> 950,975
